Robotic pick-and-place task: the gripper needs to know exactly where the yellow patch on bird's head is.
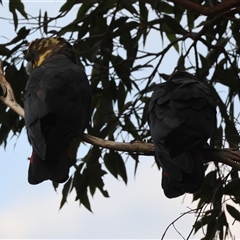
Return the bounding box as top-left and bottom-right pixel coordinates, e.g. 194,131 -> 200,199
25,37 -> 75,69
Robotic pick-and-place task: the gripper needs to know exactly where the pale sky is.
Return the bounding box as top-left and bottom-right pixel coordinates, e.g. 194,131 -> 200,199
0,1 -> 240,239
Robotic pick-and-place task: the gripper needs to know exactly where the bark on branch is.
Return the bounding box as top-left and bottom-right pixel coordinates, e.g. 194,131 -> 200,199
168,0 -> 240,16
0,61 -> 24,118
1,60 -> 240,170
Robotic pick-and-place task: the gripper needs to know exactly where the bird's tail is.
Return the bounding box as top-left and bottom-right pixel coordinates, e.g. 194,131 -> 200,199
28,146 -> 70,184
160,150 -> 204,198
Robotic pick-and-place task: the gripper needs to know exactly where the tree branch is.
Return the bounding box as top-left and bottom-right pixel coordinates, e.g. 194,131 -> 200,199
168,0 -> 240,16
1,60 -> 240,170
202,148 -> 240,171
82,133 -> 154,154
0,62 -> 24,118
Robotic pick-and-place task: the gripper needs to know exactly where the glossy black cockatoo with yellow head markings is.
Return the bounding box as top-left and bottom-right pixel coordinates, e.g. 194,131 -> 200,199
148,71 -> 216,198
24,37 -> 92,185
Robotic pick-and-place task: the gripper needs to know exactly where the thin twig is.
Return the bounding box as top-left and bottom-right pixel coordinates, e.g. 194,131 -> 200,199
82,133 -> 154,154
161,208 -> 196,239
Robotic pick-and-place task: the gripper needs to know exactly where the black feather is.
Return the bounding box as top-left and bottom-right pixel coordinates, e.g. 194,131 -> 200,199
24,53 -> 91,184
148,71 -> 216,198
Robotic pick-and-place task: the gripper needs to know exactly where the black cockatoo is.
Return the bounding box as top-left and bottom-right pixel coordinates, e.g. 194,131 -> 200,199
148,71 -> 216,198
24,37 -> 92,184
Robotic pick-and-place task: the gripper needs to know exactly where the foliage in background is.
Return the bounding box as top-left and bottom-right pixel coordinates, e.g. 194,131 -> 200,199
1,0 -> 240,239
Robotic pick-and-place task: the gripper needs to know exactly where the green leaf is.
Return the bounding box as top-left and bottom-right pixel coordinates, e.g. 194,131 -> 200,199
157,2 -> 173,13
199,53 -> 210,75
92,87 -> 116,131
0,124 -> 10,146
79,191 -> 92,212
117,81 -> 127,112
194,214 -> 214,233
224,179 -> 240,197
206,38 -> 229,68
59,177 -> 72,209
193,170 -> 217,205
165,32 -> 179,52
123,115 -> 139,138
9,0 -> 28,30
111,55 -> 132,91
226,204 -> 240,222
207,83 -> 239,147
104,151 -> 127,184
73,169 -> 92,212
0,45 -> 11,56
59,0 -> 77,13
104,152 -> 118,179
119,0 -> 138,15
43,11 -> 48,34
139,1 -> 148,23
232,20 -> 240,49
52,181 -> 59,191
217,211 -> 228,230
76,1 -> 93,19
38,10 -> 41,28
173,4 -> 184,23
212,183 -> 223,209
15,0 -> 28,19
113,21 -> 139,37
176,54 -> 185,71
230,169 -> 239,179
202,218 -> 217,240
139,1 -> 148,45
225,119 -> 240,147
186,9 -> 195,31
87,161 -> 108,195
117,154 -> 127,184
120,29 -> 132,50
163,14 -> 186,35
76,19 -> 91,39
9,1 -> 18,30
86,39 -> 103,62
130,153 -> 139,177
6,27 -> 30,46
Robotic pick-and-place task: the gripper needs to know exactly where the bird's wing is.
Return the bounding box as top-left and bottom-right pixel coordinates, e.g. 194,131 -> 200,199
148,73 -> 216,197
24,56 -> 91,160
